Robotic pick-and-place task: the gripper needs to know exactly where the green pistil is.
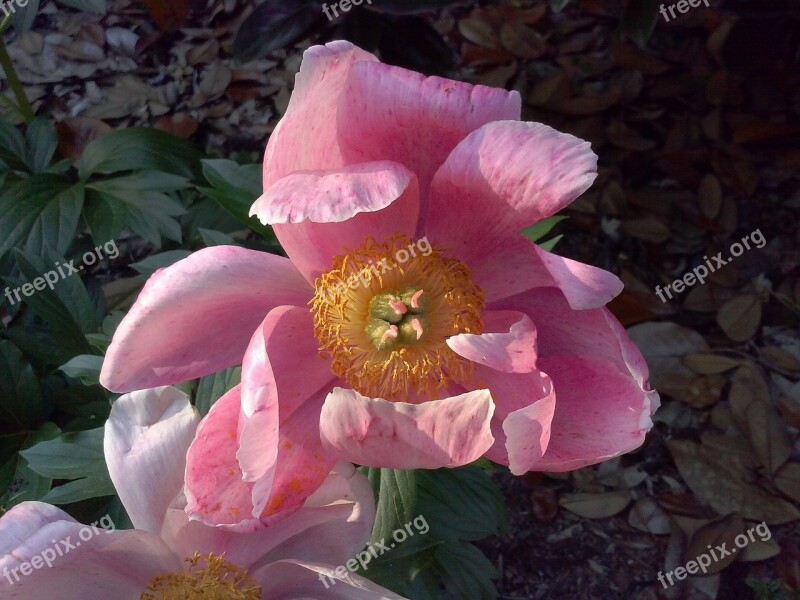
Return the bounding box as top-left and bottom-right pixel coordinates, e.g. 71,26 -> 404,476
366,286 -> 429,350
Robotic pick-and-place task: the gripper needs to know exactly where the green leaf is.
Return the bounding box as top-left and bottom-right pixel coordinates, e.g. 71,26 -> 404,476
368,468 -> 417,546
59,355 -> 104,386
21,427 -> 111,483
416,467 -> 506,542
13,247 -> 98,338
0,340 -> 46,429
194,367 -> 241,416
77,128 -> 202,179
25,116 -> 57,173
521,215 -> 568,243
55,0 -> 107,13
0,119 -> 29,171
0,176 -> 84,258
538,234 -> 563,252
435,541 -> 499,600
550,0 -> 571,12
40,476 -> 115,504
199,160 -> 274,238
621,0 -> 662,47
130,250 -> 192,277
0,423 -> 61,508
233,0 -> 319,62
199,228 -> 236,247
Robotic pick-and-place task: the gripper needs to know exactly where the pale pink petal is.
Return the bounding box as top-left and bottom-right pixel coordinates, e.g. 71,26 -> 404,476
236,306 -> 338,519
104,386 -> 199,535
338,61 -> 521,202
271,179 -> 420,284
535,355 -> 656,471
263,41 -> 378,187
0,502 -> 77,555
490,287 -> 656,394
320,388 -> 495,469
254,560 -> 406,599
100,246 -> 311,392
468,366 -> 555,474
184,385 -> 272,531
447,310 -> 537,373
162,463 -> 374,570
252,161 -> 416,225
0,502 -> 178,598
426,119 -> 597,247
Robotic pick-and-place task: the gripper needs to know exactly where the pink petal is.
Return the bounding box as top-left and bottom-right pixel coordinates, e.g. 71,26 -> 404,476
426,119 -> 597,248
100,246 -> 311,392
255,560 -> 406,599
104,386 -> 200,535
263,41 -> 378,188
447,310 -> 538,373
184,385 -> 271,531
338,61 -> 521,202
320,388 -> 495,469
261,166 -> 420,283
236,306 -> 338,519
0,502 -> 178,597
426,228 -> 621,308
162,463 -> 374,570
490,287 -> 656,393
252,161 -> 416,225
468,366 -> 555,474
535,355 -> 656,471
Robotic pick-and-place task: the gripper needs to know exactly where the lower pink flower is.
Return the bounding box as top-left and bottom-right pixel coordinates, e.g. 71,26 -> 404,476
0,387 -> 404,599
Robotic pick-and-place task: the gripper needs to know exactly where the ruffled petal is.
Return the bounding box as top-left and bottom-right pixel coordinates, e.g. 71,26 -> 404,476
447,310 -> 538,373
100,246 -> 311,392
104,386 -> 199,535
320,388 -> 495,469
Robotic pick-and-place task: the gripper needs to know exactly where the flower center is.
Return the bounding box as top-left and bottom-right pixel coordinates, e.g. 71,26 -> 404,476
141,553 -> 261,600
311,234 -> 484,401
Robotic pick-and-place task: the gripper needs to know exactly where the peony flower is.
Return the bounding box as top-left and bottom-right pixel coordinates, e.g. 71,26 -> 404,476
0,387 -> 404,599
100,40 -> 658,528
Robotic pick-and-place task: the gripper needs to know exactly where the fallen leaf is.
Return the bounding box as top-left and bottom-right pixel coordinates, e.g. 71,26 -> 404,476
716,294 -> 762,341
683,514 -> 744,574
559,491 -> 632,519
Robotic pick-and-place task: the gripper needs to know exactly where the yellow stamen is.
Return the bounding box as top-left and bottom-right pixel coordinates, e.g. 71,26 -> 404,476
311,234 -> 485,401
141,553 -> 262,600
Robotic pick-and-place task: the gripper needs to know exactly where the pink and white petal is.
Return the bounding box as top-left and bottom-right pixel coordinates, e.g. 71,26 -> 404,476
250,386 -> 338,519
164,463 -> 374,570
100,246 -> 311,392
252,161 -> 416,225
447,310 -> 537,373
320,388 -> 495,469
104,386 -> 200,535
467,366 -> 554,474
184,385 -> 271,531
489,287 -> 654,390
263,41 -> 378,187
254,560 -> 406,600
426,120 -> 597,251
338,60 -> 520,202
535,355 -> 657,471
0,504 -> 178,598
271,178 -> 420,284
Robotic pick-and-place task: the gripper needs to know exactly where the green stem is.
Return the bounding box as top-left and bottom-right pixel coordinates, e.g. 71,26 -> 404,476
0,25 -> 34,123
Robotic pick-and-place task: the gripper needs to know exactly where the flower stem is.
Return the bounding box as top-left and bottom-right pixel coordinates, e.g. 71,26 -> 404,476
0,18 -> 34,123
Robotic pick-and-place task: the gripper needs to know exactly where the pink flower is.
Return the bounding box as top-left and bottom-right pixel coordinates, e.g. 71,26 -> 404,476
0,387 -> 404,599
100,40 -> 658,527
